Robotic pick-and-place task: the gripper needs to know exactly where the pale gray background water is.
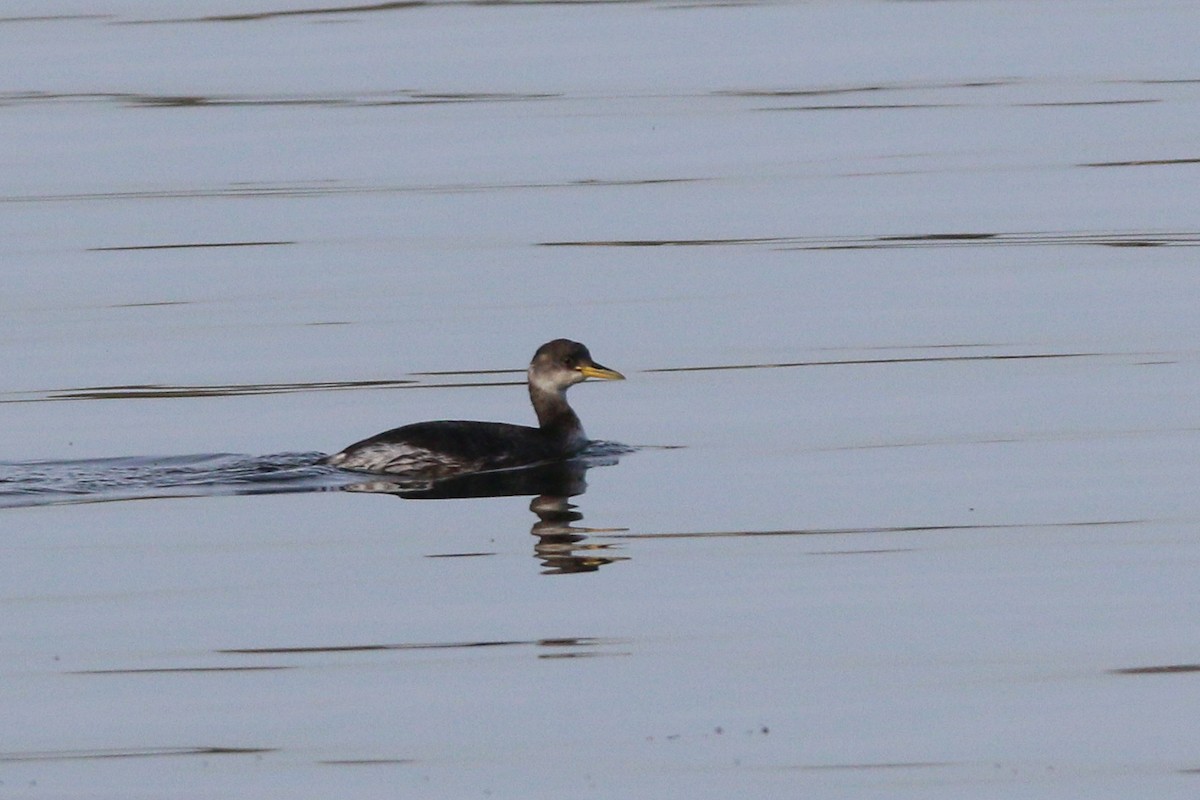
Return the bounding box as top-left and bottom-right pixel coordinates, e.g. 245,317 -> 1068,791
2,1 -> 1200,797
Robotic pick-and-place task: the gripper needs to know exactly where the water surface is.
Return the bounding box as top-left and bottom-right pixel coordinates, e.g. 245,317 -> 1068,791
3,1 -> 1200,797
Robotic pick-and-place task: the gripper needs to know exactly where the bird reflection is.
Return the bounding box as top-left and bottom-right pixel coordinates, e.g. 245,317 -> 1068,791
340,457 -> 626,574
527,493 -> 627,575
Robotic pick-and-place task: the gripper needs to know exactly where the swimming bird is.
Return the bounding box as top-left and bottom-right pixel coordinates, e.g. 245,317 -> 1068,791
323,339 -> 624,477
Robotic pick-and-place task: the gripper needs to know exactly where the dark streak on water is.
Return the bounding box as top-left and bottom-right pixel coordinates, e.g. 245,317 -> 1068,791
795,761 -> 958,772
759,95 -> 1164,112
717,79 -> 1022,97
542,230 -> 1200,249
3,73 -> 1179,117
220,636 -> 622,655
0,14 -> 112,23
809,548 -> 916,556
1020,99 -> 1160,107
646,351 -> 1108,373
764,103 -> 960,112
1111,663 -> 1200,675
130,91 -> 560,108
0,350 -> 1141,404
1080,157 -> 1200,168
109,300 -> 192,308
410,367 -> 522,377
162,1 -> 432,22
89,240 -> 294,251
0,177 -> 700,204
0,90 -> 556,108
603,520 -> 1142,541
1,379 -> 419,402
538,651 -> 630,659
125,0 -> 762,25
819,426 -> 1200,453
71,666 -> 293,675
1111,78 -> 1200,85
0,747 -> 274,762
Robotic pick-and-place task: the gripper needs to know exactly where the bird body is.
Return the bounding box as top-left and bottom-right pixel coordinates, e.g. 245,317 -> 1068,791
323,420 -> 573,477
323,340 -> 623,477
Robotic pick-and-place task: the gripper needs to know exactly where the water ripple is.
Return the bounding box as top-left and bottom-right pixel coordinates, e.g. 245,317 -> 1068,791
542,230 -> 1200,249
0,443 -> 632,509
0,452 -> 348,508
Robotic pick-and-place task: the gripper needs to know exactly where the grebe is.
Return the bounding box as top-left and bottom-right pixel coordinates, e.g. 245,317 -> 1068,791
323,339 -> 624,477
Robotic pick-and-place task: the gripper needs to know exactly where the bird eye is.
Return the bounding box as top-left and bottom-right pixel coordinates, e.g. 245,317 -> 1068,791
562,356 -> 575,367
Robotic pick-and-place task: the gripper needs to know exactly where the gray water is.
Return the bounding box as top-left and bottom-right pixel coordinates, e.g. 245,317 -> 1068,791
3,1 -> 1200,797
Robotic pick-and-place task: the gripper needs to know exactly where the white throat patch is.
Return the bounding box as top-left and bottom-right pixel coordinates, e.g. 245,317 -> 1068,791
528,368 -> 568,396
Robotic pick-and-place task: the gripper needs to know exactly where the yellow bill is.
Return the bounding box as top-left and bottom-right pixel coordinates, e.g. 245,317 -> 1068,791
578,362 -> 626,381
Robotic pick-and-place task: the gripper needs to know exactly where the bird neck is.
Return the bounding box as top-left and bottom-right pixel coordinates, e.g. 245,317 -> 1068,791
529,384 -> 585,443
